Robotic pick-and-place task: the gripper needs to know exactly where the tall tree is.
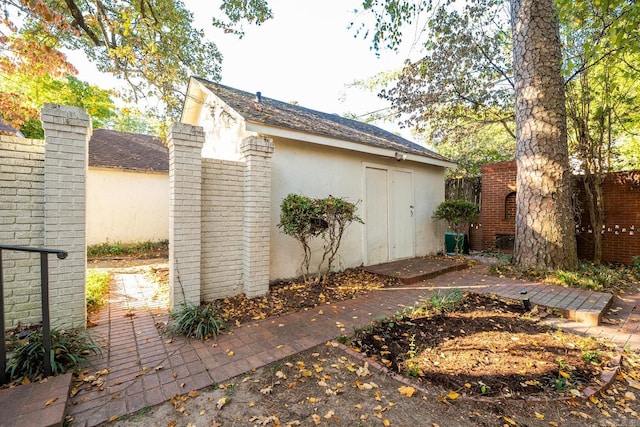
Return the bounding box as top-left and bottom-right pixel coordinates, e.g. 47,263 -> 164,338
0,0 -> 272,117
510,0 -> 577,269
0,36 -> 116,138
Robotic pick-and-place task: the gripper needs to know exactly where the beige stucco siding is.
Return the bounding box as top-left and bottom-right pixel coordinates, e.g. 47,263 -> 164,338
269,136 -> 445,280
86,168 -> 169,245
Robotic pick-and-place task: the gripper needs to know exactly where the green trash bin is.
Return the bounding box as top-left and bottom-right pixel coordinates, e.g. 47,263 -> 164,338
444,232 -> 469,255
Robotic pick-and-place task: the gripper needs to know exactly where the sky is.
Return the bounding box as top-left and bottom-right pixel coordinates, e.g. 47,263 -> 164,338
69,0 -> 419,134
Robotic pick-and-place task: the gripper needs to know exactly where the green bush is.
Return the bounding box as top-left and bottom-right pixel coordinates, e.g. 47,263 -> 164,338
6,328 -> 100,381
432,200 -> 479,254
278,194 -> 362,279
168,301 -> 226,340
86,269 -> 112,311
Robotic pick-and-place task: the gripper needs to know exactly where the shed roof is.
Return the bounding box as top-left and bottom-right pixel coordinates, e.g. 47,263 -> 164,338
191,77 -> 449,163
89,128 -> 168,173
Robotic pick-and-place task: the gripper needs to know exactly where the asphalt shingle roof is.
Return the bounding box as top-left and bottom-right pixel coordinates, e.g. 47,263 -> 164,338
194,77 -> 449,162
89,129 -> 168,173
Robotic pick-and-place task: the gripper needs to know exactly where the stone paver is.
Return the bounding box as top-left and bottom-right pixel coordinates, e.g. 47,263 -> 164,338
59,262 -> 640,426
0,373 -> 72,427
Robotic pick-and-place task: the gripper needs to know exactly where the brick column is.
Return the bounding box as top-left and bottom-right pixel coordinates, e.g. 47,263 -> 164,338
168,123 -> 204,307
240,136 -> 274,298
41,104 -> 90,329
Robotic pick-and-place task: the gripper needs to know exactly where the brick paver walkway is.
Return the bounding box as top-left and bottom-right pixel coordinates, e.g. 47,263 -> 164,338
65,265 -> 640,426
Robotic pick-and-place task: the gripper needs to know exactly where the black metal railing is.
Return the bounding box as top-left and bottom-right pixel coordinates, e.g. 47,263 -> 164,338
0,244 -> 68,385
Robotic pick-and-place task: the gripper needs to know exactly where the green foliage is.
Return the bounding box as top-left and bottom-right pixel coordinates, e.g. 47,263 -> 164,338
0,70 -> 116,138
403,289 -> 463,318
86,269 -> 112,312
490,260 -> 628,293
432,200 -> 480,229
87,240 -> 169,258
4,0 -> 274,118
278,194 -> 362,280
168,302 -> 226,340
6,328 -> 100,381
432,199 -> 479,255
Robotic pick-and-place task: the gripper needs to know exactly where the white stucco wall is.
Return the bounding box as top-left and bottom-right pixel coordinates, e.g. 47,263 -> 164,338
86,168 -> 169,245
269,137 -> 446,280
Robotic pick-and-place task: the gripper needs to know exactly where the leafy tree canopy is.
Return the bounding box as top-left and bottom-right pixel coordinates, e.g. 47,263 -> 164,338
0,0 -> 273,117
353,0 -> 640,176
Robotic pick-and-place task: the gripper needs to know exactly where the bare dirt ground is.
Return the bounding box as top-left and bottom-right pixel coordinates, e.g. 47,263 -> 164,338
98,258 -> 640,427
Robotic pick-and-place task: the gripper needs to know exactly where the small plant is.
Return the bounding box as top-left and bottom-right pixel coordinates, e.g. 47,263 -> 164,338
6,327 -> 101,381
432,199 -> 479,255
403,334 -> 422,377
86,269 -> 112,312
168,301 -> 226,340
582,349 -> 602,364
427,289 -> 463,312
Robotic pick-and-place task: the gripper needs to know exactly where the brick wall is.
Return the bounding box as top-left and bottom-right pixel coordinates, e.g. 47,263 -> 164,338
168,127 -> 275,304
201,159 -> 244,299
1,104 -> 89,329
480,161 -> 640,264
0,135 -> 46,327
240,136 -> 274,298
168,123 -> 204,306
479,160 -> 517,252
575,172 -> 640,264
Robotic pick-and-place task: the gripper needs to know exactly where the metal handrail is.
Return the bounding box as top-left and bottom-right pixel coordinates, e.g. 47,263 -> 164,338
0,244 -> 67,385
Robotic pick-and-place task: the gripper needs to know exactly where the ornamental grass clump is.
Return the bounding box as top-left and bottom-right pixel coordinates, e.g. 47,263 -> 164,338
168,301 -> 226,340
6,327 -> 100,381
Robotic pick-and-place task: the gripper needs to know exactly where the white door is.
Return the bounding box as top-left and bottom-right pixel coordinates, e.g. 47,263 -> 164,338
390,170 -> 415,259
365,166 -> 415,264
365,167 -> 389,265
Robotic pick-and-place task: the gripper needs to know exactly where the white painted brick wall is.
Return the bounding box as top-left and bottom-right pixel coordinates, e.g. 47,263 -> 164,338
0,136 -> 46,327
168,123 -> 204,307
41,104 -> 90,329
201,159 -> 244,299
240,136 -> 274,298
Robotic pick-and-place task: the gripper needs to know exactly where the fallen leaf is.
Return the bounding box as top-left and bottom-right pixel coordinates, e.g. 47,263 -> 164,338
167,421 -> 177,427
227,350 -> 234,357
44,397 -> 58,406
187,390 -> 199,398
383,419 -> 391,426
324,410 -> 335,419
447,391 -> 459,400
535,412 -> 544,419
312,414 -> 321,425
570,411 -> 593,419
398,386 -> 416,397
260,386 -> 273,395
199,409 -> 206,415
108,415 -> 119,422
503,416 -> 516,425
216,397 -> 227,410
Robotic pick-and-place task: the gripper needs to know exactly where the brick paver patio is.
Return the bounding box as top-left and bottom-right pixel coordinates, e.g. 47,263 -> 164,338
3,260 -> 639,427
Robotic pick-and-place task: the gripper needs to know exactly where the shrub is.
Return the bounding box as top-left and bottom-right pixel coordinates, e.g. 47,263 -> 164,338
86,269 -> 112,311
6,328 -> 100,381
432,199 -> 479,254
168,302 -> 226,340
278,194 -> 362,280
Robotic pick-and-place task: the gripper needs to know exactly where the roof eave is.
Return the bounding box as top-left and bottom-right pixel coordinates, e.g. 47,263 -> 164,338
245,121 -> 457,169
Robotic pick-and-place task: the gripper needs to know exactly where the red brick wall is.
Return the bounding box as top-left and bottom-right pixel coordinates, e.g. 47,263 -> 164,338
479,160 -> 517,252
479,162 -> 640,264
575,172 -> 640,264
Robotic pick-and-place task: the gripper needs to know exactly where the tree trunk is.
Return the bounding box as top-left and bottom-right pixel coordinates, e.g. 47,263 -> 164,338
510,0 -> 578,270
